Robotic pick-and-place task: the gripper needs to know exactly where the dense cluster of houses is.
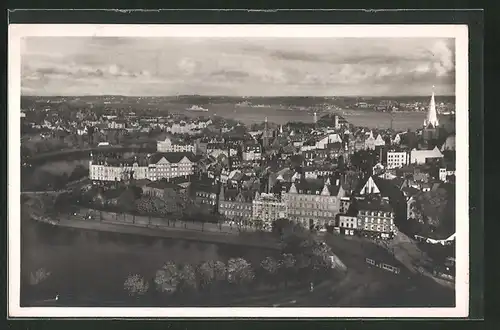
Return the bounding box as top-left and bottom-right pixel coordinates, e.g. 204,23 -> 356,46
27,90 -> 455,240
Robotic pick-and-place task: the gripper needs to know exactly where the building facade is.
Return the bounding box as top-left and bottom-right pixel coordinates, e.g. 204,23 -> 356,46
147,153 -> 197,181
282,178 -> 345,229
410,147 -> 444,164
356,198 -> 395,239
338,215 -> 358,235
157,137 -> 196,153
252,192 -> 287,228
89,152 -> 197,182
192,180 -> 219,215
218,186 -> 254,222
242,143 -> 262,162
386,151 -> 409,169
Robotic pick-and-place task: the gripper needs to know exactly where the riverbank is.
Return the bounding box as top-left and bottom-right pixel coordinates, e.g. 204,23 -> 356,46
33,212 -> 282,250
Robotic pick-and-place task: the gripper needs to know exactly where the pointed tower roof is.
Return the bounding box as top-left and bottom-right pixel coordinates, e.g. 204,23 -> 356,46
425,86 -> 439,128
321,183 -> 331,196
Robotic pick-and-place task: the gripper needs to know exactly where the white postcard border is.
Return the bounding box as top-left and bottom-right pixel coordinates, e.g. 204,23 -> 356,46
8,24 -> 469,318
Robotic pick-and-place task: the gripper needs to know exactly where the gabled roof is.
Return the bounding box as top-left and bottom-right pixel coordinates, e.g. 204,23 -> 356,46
221,187 -> 239,201
287,177 -> 342,196
356,198 -> 393,212
148,152 -> 198,164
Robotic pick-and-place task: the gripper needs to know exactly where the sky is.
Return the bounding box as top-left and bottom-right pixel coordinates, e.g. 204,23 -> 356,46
21,37 -> 455,97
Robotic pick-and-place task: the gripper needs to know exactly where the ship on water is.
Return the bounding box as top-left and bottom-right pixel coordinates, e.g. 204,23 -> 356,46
185,105 -> 209,112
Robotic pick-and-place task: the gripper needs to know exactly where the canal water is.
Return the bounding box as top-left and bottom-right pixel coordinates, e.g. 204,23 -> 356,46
20,218 -> 277,306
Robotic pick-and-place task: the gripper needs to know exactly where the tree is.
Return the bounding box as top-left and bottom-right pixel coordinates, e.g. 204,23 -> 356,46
227,258 -> 255,286
272,218 -> 294,237
212,260 -> 227,282
154,262 -> 180,294
260,256 -> 279,286
129,185 -> 143,199
68,164 -> 88,182
278,253 -> 296,287
118,188 -> 137,222
136,195 -> 157,222
177,264 -> 198,292
197,261 -> 217,290
124,274 -> 150,296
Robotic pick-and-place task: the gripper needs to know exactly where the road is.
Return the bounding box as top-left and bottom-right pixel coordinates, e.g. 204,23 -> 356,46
50,214 -> 281,250
74,207 -> 259,233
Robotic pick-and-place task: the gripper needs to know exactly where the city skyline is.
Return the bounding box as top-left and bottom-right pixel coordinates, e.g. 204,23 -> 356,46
21,37 -> 455,97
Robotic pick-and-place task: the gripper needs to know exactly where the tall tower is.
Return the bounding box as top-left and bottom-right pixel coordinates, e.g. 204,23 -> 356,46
313,112 -> 318,124
424,86 -> 439,128
263,117 -> 269,148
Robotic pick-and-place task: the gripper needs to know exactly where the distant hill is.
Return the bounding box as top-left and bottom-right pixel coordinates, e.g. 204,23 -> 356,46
21,94 -> 455,109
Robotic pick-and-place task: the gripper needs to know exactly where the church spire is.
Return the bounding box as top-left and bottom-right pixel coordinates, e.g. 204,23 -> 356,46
424,85 -> 439,128
263,117 -> 269,148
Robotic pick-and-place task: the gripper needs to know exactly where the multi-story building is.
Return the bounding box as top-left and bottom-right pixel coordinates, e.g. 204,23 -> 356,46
364,132 -> 386,150
108,120 -> 126,129
386,151 -> 409,169
218,185 -> 254,222
157,136 -> 196,153
242,143 -> 262,162
252,192 -> 287,229
439,165 -> 456,182
355,197 -> 395,239
89,154 -> 149,182
282,177 -> 346,230
410,146 -> 444,164
191,178 -> 219,215
89,152 -> 197,182
303,166 -> 337,179
337,215 -> 358,236
339,196 -> 352,214
147,153 -> 197,181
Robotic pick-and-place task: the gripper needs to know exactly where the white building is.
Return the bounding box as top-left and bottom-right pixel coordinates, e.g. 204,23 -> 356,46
386,151 -> 409,169
439,167 -> 456,182
157,137 -> 196,153
424,88 -> 440,128
89,152 -> 197,182
301,133 -> 343,152
147,153 -> 197,181
364,131 -> 386,150
108,121 -> 126,129
252,192 -> 287,228
242,144 -> 262,162
338,215 -> 358,236
410,146 -> 444,164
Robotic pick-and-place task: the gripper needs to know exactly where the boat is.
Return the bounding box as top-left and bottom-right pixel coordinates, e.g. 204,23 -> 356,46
185,105 -> 209,112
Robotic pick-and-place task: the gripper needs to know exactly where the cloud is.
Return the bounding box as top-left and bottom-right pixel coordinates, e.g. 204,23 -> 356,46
210,69 -> 250,79
21,37 -> 456,96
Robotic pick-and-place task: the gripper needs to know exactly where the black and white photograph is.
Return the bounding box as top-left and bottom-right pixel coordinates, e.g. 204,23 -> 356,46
8,24 -> 469,318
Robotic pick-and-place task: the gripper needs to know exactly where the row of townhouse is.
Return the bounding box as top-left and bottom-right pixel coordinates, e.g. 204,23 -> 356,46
89,152 -> 198,182
338,197 -> 396,239
157,136 -> 196,153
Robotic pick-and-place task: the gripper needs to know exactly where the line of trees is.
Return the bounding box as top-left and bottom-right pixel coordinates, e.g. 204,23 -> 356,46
123,229 -> 344,302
